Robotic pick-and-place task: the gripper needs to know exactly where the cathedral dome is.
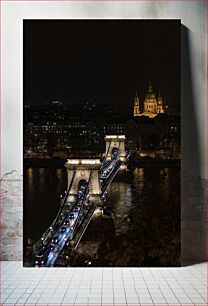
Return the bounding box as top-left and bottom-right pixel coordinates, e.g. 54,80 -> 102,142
145,82 -> 156,99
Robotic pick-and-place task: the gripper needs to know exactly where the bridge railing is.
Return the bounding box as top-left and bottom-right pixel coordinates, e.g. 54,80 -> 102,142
31,170 -> 93,263
41,170 -> 94,264
25,150 -> 129,265
70,170 -> 93,230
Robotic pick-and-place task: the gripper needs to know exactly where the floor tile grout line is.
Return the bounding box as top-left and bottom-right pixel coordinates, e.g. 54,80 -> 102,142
139,268 -> 154,305
0,262 -> 207,306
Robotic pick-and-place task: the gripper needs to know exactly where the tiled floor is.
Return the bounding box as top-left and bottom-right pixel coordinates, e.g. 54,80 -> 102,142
0,261 -> 207,305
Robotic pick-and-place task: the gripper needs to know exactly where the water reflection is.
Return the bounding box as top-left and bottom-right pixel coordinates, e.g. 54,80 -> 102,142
56,168 -> 63,179
24,166 -> 181,266
28,167 -> 33,177
24,167 -> 67,254
107,181 -> 132,235
75,166 -> 181,266
134,168 -> 144,196
26,167 -> 34,192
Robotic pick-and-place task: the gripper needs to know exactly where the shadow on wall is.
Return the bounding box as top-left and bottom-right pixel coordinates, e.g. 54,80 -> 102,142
181,25 -> 207,265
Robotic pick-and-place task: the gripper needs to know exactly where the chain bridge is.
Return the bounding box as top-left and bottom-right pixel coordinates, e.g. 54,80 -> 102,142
24,135 -> 130,267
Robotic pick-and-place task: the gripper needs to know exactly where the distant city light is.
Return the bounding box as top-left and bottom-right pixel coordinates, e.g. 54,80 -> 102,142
67,160 -> 79,164
81,159 -> 100,165
105,135 -> 125,139
105,135 -> 117,139
67,159 -> 100,165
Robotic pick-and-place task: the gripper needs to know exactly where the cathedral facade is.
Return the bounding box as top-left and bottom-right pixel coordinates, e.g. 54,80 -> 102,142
133,82 -> 165,118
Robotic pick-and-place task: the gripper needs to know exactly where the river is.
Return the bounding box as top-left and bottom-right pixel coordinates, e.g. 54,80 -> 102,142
24,165 -> 181,267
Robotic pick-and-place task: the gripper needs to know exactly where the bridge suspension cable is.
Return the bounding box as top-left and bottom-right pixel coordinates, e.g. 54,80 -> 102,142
25,139 -> 128,266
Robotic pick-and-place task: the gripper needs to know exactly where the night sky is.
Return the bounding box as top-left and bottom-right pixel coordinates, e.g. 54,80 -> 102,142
24,20 -> 181,112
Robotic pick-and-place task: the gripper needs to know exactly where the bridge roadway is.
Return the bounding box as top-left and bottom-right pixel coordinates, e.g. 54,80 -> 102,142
24,155 -> 128,267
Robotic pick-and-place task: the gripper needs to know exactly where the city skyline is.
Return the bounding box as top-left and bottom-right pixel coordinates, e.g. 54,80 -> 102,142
24,20 -> 181,113
24,20 -> 181,267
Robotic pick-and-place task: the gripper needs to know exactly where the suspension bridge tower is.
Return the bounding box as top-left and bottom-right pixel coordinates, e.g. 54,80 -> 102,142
65,159 -> 101,204
104,135 -> 126,161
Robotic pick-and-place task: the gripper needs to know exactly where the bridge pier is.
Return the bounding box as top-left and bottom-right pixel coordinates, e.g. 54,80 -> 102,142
65,159 -> 101,204
104,135 -> 126,161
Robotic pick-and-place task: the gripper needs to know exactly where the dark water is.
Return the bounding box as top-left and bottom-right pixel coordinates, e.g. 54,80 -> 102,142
24,168 -> 67,247
24,166 -> 181,266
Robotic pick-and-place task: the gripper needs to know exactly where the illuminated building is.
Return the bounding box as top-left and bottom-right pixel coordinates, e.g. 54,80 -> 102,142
133,91 -> 140,116
133,82 -> 165,118
157,91 -> 164,114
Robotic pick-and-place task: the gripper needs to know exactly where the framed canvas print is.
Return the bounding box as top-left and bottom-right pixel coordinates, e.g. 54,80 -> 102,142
23,20 -> 181,267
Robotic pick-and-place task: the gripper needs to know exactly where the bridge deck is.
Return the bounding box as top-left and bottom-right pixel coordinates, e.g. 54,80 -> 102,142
24,157 -> 126,267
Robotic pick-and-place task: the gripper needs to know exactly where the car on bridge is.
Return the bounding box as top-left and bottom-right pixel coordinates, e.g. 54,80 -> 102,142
64,220 -> 70,226
35,254 -> 44,266
69,213 -> 74,219
77,200 -> 84,207
49,244 -> 55,251
60,226 -> 67,233
35,251 -> 49,266
51,236 -> 59,244
49,244 -> 59,252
